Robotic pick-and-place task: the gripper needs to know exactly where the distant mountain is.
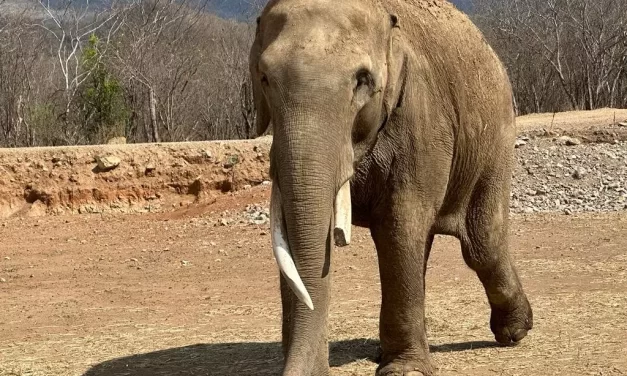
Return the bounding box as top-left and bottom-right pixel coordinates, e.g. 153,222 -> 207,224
453,0 -> 473,11
209,0 -> 258,19
212,0 -> 474,20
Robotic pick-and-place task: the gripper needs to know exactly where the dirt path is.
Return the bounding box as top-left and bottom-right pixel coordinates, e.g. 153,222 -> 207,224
1,185 -> 626,376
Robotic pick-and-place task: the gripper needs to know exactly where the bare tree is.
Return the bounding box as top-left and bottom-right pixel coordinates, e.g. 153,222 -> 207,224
0,10 -> 44,146
474,0 -> 627,114
33,0 -> 125,143
113,0 -> 258,142
0,0 -> 277,147
113,0 -> 213,142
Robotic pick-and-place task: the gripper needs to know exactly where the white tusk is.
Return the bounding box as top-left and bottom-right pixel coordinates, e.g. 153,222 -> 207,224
270,183 -> 314,310
334,180 -> 352,247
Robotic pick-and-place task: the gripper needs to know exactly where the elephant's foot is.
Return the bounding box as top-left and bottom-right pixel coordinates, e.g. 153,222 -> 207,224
282,361 -> 329,376
490,293 -> 533,345
376,357 -> 435,376
281,348 -> 330,376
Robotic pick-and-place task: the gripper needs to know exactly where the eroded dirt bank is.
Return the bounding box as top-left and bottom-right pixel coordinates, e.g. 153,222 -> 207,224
1,109 -> 626,219
0,137 -> 272,218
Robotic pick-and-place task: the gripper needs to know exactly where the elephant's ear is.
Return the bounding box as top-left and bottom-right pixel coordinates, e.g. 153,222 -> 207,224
250,18 -> 271,137
383,14 -> 407,117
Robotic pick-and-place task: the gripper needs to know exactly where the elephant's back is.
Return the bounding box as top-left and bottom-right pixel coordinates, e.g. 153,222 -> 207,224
380,0 -> 501,70
381,0 -> 516,149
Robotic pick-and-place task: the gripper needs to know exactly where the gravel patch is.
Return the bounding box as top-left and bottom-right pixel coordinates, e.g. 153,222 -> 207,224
229,131 -> 627,223
220,202 -> 270,227
513,135 -> 627,214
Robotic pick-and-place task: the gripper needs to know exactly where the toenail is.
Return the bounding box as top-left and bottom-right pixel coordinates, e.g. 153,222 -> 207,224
512,328 -> 528,342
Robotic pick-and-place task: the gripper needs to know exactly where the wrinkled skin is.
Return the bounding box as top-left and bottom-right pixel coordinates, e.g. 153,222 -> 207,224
249,0 -> 533,375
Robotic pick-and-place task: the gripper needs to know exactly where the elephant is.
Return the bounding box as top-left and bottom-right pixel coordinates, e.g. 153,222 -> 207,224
249,0 -> 534,375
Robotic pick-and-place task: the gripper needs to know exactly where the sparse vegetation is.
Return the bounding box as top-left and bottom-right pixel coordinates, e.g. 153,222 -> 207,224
0,0 -> 625,147
0,0 -> 259,146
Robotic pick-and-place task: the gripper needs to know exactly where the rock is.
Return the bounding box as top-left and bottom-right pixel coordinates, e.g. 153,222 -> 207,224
251,214 -> 269,225
181,260 -> 191,266
543,129 -> 559,137
172,159 -> 189,168
224,154 -> 240,168
601,150 -> 618,159
27,200 -> 48,217
78,205 -> 103,214
145,163 -> 156,174
618,121 -> 627,127
557,136 -> 581,146
515,139 -> 527,148
95,155 -> 121,171
572,167 -> 587,180
0,278 -> 6,283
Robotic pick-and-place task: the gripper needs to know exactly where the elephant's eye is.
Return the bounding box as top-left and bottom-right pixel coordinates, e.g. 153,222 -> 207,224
355,69 -> 374,90
352,68 -> 375,108
260,73 -> 269,86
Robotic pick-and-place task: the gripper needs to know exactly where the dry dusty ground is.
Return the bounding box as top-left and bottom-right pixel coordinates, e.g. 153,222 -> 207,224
1,109 -> 627,376
1,184 -> 626,376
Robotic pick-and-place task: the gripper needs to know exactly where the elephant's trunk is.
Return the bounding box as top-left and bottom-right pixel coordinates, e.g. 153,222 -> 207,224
272,180 -> 352,311
270,113 -> 352,374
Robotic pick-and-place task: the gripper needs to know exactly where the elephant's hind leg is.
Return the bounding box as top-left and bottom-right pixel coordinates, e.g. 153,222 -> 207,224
459,175 -> 533,345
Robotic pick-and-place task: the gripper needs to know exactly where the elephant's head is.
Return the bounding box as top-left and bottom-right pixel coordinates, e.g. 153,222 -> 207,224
250,0 -> 405,372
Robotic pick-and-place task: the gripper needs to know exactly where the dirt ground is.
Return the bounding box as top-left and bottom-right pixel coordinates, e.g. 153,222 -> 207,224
1,109 -> 627,376
1,184 -> 626,376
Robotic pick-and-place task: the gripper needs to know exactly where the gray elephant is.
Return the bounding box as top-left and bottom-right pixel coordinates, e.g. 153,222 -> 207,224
249,0 -> 533,375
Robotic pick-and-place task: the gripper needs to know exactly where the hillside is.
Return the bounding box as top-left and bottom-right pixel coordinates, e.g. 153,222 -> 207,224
0,0 -> 474,20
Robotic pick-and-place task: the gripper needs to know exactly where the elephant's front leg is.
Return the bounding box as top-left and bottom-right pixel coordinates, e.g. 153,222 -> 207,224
371,201 -> 437,376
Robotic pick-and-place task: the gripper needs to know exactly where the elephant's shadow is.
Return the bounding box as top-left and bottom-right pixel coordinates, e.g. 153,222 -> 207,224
82,339 -> 499,376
